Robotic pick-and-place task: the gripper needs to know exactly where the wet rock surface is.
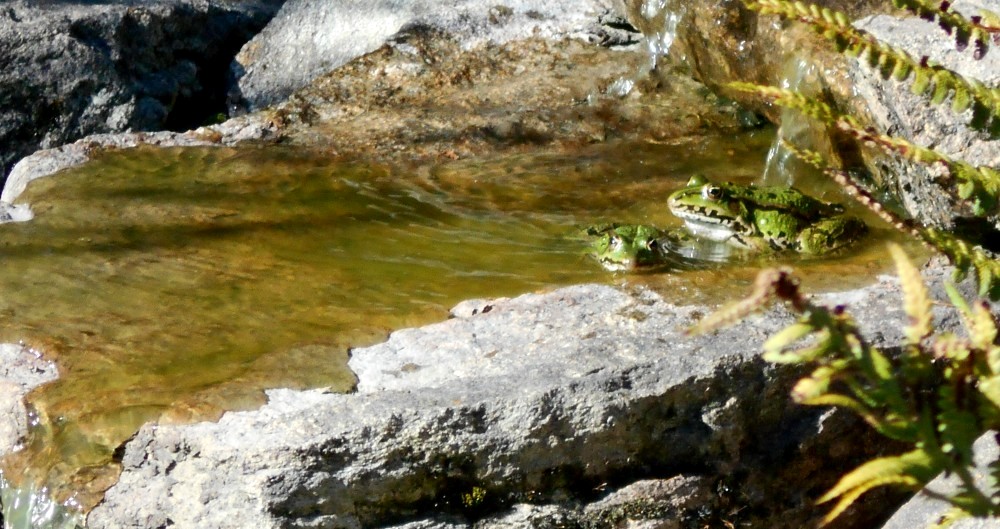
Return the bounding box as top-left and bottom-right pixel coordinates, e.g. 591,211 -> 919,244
229,0 -> 628,112
619,0 -> 890,120
263,20 -> 749,164
84,264 -> 973,529
0,0 -> 283,180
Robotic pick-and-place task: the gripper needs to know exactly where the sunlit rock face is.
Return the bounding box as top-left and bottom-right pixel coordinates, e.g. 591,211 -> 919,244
0,0 -> 283,180
849,3 -> 1000,237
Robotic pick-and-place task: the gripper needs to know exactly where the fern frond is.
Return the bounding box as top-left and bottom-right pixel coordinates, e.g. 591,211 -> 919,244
818,449 -> 938,525
730,83 -> 1000,216
763,321 -> 827,362
935,384 -> 979,466
744,1 -> 1000,123
969,300 -> 999,351
930,506 -> 972,529
922,228 -> 1000,298
686,267 -> 806,335
769,130 -> 1000,301
892,0 -> 999,59
890,243 -> 933,344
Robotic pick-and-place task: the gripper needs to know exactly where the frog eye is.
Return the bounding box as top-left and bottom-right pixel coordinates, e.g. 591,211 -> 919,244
610,235 -> 623,249
702,185 -> 723,200
646,239 -> 659,251
687,174 -> 708,186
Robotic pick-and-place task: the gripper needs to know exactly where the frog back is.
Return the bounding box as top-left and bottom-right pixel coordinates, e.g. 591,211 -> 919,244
727,183 -> 845,220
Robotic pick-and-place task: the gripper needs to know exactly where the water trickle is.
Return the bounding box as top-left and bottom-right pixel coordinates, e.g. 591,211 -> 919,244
761,57 -> 837,190
638,0 -> 686,69
0,472 -> 82,529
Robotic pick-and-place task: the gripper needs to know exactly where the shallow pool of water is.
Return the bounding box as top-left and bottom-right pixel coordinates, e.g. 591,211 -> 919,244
0,129 -> 920,510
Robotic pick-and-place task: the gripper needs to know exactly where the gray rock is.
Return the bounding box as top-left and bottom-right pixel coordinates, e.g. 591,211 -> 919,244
87,269 -> 958,529
230,0 -> 622,111
850,1 -> 1000,232
0,0 -> 283,181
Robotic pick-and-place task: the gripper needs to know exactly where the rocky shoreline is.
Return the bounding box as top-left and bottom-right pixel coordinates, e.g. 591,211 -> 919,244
81,272 -> 965,529
2,0 -> 1000,527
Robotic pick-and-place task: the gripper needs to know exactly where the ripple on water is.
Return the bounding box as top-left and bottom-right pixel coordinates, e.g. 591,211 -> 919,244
0,129 -> 920,510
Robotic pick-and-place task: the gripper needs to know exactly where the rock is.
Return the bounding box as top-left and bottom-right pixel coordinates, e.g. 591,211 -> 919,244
849,2 -> 1000,236
86,268 -> 962,529
618,0 -> 889,119
262,23 -> 749,163
0,14 -> 749,192
0,0 -> 283,181
229,0 -> 626,112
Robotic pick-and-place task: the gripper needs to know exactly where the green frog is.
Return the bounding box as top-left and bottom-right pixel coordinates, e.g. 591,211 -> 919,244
586,224 -> 667,271
666,175 -> 866,254
585,223 -> 720,271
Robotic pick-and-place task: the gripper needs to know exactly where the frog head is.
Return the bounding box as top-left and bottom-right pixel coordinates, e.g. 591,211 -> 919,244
586,224 -> 665,271
666,175 -> 753,244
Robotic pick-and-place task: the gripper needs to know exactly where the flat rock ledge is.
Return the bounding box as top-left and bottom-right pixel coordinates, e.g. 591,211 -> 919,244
82,264 -> 973,529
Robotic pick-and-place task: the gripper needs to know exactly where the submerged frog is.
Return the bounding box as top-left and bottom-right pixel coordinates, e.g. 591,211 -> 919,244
586,224 -> 667,271
585,223 -> 722,271
666,175 -> 866,254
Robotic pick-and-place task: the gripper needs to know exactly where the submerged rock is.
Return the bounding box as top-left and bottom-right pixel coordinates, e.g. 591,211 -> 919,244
86,269 -> 967,528
0,344 -> 59,456
0,0 -> 283,180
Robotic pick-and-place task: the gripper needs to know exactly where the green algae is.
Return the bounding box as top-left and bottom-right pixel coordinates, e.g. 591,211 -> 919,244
0,129 -> 919,510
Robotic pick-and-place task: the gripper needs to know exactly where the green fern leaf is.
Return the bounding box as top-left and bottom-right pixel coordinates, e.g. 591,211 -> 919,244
789,367 -> 837,401
932,74 -> 952,104
818,449 -> 938,503
891,59 -> 912,81
892,0 -> 1000,59
968,299 -> 1000,370
930,506 -> 972,529
763,321 -> 825,361
912,68 -> 931,94
952,86 -> 972,113
818,449 -> 937,525
977,263 -> 995,297
957,179 -> 976,200
977,375 -> 1000,414
935,385 -> 979,466
735,84 -> 1000,218
890,244 -> 932,344
747,0 -> 1000,120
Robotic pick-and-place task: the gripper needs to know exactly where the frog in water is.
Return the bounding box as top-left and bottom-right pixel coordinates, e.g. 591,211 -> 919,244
586,224 -> 666,271
586,223 -> 718,271
666,175 -> 866,254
